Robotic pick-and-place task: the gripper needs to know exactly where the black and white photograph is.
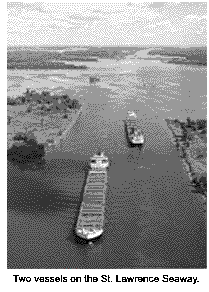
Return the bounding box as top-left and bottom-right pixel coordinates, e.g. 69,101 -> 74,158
7,1 -> 206,271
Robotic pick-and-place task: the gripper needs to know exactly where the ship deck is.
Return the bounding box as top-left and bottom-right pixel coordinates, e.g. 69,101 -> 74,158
75,170 -> 108,240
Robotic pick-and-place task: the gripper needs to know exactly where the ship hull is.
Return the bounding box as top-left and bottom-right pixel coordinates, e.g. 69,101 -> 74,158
125,111 -> 144,147
75,169 -> 108,241
76,227 -> 103,240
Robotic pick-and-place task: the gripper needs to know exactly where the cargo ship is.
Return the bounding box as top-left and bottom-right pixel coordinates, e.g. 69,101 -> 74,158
75,152 -> 109,240
125,110 -> 144,146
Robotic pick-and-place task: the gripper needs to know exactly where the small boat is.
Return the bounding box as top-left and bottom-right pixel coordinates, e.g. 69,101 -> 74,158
89,76 -> 100,84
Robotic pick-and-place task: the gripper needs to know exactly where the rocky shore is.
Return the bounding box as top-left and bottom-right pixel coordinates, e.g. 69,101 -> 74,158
165,118 -> 207,199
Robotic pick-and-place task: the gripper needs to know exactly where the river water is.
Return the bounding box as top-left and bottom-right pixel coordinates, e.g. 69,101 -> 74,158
7,57 -> 206,268
7,57 -> 206,121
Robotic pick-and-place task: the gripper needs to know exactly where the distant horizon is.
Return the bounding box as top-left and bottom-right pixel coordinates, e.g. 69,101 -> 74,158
7,45 -> 207,48
7,3 -> 206,47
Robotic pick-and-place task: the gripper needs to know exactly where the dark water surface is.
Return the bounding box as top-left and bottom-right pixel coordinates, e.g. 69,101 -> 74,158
8,57 -> 206,268
8,93 -> 206,268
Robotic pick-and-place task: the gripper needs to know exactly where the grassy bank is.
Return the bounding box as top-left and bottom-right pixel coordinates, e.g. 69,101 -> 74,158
7,89 -> 82,164
165,117 -> 207,198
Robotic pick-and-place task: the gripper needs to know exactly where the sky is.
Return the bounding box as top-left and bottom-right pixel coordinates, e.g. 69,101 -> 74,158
7,2 -> 207,47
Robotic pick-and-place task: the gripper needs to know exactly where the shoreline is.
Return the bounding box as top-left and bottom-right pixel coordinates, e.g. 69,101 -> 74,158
7,89 -> 83,153
7,107 -> 81,149
165,118 -> 207,199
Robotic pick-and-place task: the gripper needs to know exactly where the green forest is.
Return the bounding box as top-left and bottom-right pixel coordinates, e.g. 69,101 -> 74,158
7,89 -> 81,113
148,46 -> 207,65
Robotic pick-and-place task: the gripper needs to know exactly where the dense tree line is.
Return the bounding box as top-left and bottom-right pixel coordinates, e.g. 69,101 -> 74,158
173,117 -> 207,196
7,131 -> 46,169
174,117 -> 207,138
8,46 -> 207,67
148,47 -> 207,65
7,89 -> 81,112
7,46 -> 147,68
7,89 -> 82,167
